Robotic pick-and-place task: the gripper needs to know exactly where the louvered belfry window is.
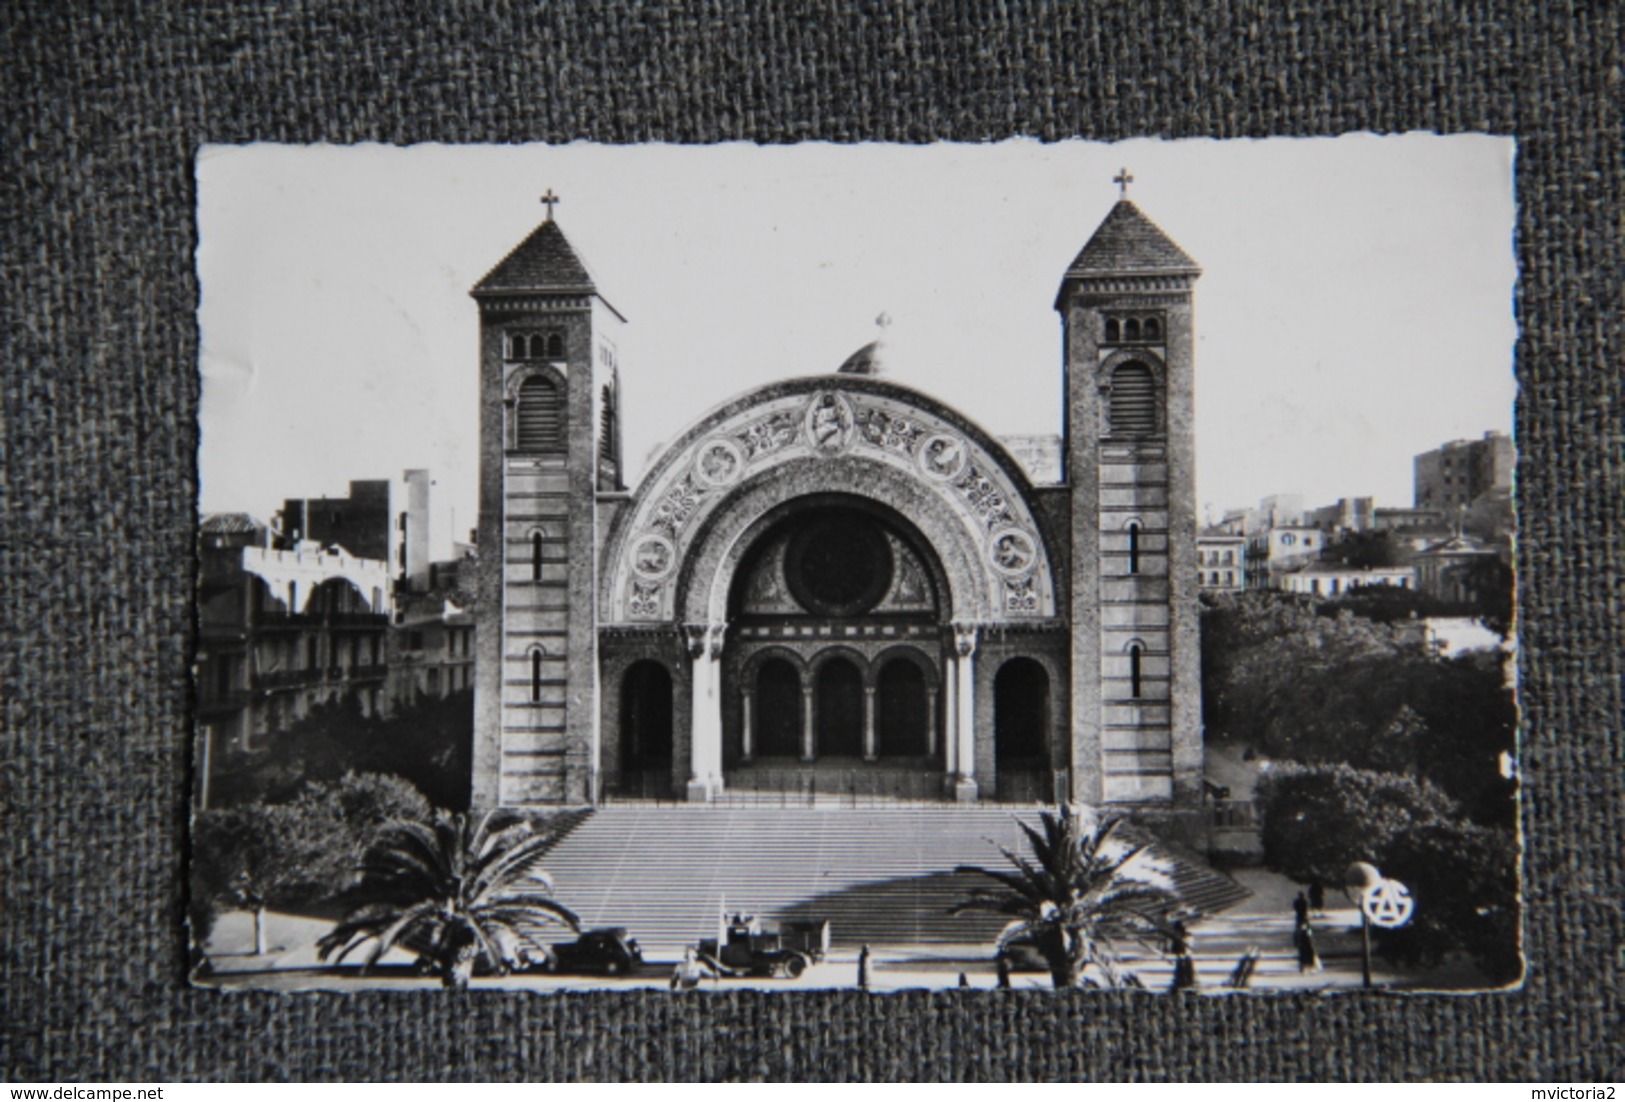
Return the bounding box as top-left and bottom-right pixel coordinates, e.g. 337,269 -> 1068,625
516,375 -> 565,452
1109,362 -> 1158,436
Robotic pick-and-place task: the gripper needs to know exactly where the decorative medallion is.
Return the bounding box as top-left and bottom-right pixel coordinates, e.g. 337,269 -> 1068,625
917,432 -> 969,481
804,391 -> 856,455
628,580 -> 662,619
988,526 -> 1037,577
692,436 -> 745,489
631,534 -> 677,581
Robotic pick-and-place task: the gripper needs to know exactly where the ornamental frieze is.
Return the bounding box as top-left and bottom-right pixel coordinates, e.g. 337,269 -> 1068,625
612,385 -> 1054,623
736,410 -> 799,460
953,464 -> 1019,532
649,473 -> 703,541
855,405 -> 926,457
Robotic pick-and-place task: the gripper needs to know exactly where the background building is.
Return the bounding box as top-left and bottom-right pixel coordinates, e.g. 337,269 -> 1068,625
1244,523 -> 1322,589
196,517 -> 392,806
1414,430 -> 1514,515
1278,561 -> 1415,597
196,470 -> 476,806
1197,530 -> 1246,592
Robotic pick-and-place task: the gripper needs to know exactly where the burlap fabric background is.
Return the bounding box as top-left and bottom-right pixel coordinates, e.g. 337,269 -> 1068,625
3,2 -> 1620,1082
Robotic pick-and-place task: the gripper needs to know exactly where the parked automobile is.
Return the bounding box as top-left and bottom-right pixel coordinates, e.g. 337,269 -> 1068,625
695,912 -> 829,979
542,928 -> 644,976
995,937 -> 1049,974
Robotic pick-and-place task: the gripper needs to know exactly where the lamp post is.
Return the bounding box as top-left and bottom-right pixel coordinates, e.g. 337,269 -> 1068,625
1343,861 -> 1416,989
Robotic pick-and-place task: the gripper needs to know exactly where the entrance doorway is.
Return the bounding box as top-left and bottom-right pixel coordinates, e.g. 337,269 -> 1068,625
620,660 -> 673,796
815,657 -> 864,757
994,657 -> 1049,801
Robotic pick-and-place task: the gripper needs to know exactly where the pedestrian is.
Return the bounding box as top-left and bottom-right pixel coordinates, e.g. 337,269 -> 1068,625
1294,922 -> 1322,973
671,947 -> 703,992
1309,878 -> 1326,914
1167,922 -> 1197,992
958,971 -> 970,988
1292,890 -> 1310,928
857,944 -> 871,991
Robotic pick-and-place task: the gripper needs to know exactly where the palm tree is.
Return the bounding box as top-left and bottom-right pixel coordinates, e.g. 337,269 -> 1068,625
317,809 -> 579,989
952,805 -> 1187,990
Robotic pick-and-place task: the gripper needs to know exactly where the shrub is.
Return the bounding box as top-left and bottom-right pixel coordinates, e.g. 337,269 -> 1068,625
1256,761 -> 1519,982
190,772 -> 433,958
1255,762 -> 1462,886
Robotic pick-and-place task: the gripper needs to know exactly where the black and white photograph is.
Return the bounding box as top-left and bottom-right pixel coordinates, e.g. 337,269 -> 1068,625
190,137 -> 1519,995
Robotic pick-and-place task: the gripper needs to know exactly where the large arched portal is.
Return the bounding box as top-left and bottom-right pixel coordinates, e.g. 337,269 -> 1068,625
722,498 -> 949,795
594,378 -> 1067,805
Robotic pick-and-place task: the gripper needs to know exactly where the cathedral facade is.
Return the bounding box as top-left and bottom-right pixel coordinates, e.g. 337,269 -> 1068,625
470,197 -> 1203,812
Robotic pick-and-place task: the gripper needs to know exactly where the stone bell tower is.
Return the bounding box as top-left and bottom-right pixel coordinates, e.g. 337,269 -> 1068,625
1057,177 -> 1203,808
471,194 -> 624,807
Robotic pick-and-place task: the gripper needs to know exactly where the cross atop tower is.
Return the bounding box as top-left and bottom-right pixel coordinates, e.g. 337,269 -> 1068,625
540,188 -> 561,220
1113,167 -> 1134,199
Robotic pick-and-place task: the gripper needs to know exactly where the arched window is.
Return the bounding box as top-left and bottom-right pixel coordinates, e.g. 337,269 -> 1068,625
1124,318 -> 1142,341
599,385 -> 617,464
546,333 -> 565,359
1128,643 -> 1144,699
1104,318 -> 1121,343
1127,522 -> 1141,575
1144,317 -> 1161,341
531,649 -> 544,702
876,658 -> 929,757
516,375 -> 565,452
531,531 -> 544,580
1109,362 -> 1157,436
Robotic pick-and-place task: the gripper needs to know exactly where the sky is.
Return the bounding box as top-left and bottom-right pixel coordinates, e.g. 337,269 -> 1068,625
198,137 -> 1516,557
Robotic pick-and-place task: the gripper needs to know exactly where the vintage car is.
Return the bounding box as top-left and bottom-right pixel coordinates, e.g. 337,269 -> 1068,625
695,912 -> 830,979
541,928 -> 644,976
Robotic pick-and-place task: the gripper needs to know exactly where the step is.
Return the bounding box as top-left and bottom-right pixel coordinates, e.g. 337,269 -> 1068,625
535,807 -> 1250,958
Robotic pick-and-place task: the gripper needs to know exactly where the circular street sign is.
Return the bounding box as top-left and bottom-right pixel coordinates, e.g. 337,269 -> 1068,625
1362,879 -> 1416,928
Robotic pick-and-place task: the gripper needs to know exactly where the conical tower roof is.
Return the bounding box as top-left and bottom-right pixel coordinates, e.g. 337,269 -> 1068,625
473,217 -> 598,295
1061,199 -> 1200,279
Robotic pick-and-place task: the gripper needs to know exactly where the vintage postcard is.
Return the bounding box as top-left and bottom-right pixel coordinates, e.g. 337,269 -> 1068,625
191,138 -> 1518,993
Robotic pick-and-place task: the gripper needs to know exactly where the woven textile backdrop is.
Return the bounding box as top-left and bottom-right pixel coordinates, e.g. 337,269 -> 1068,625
4,3 -> 1621,1082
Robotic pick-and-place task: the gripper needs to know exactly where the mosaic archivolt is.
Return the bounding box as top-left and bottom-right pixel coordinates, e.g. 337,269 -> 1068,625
608,387 -> 1056,623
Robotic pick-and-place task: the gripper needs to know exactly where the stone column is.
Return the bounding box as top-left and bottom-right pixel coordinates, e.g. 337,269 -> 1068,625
862,685 -> 878,761
739,686 -> 754,763
952,623 -> 979,802
800,685 -> 816,762
685,624 -> 726,802
926,684 -> 940,758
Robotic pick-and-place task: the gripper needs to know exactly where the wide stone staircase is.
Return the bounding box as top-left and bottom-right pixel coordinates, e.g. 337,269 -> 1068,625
537,806 -> 1250,959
